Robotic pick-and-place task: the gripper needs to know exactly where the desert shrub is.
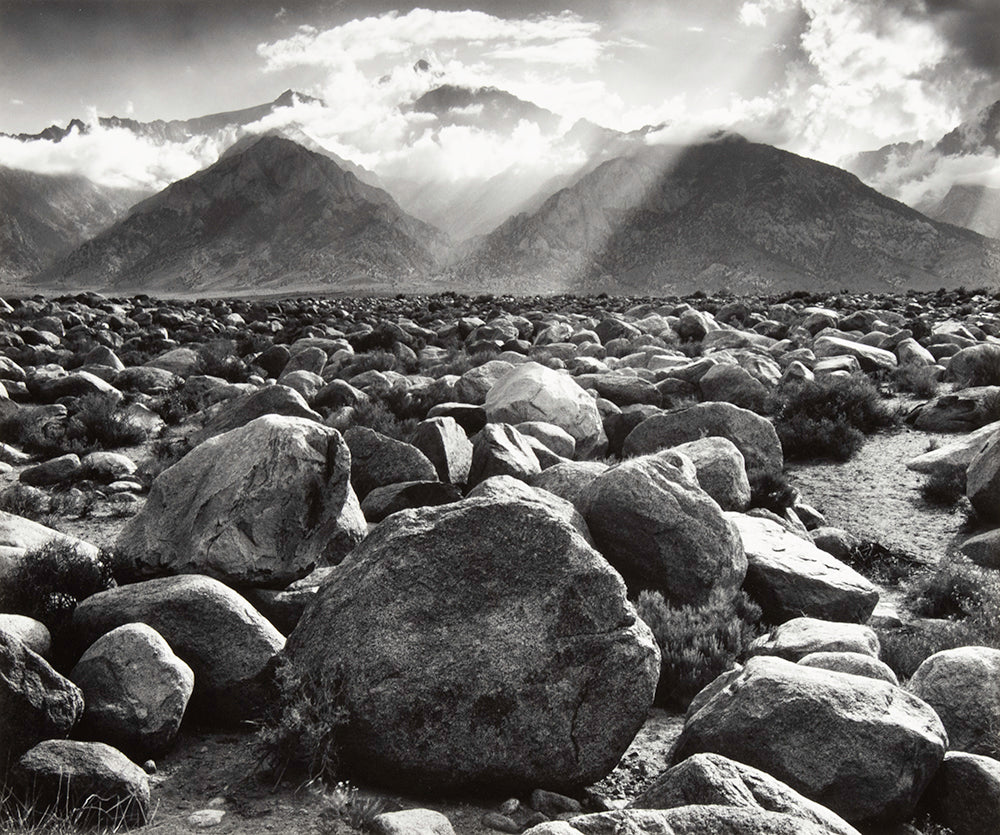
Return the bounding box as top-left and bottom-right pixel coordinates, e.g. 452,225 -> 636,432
3,395 -> 147,456
748,471 -> 796,514
841,539 -> 924,586
891,364 -> 940,398
635,590 -> 764,710
0,541 -> 115,646
138,437 -> 192,482
877,621 -> 982,681
196,340 -> 251,383
770,374 -> 898,461
150,390 -> 200,426
0,484 -> 49,521
920,469 -> 966,506
905,553 -> 1000,636
419,346 -> 500,378
64,394 -> 148,451
256,656 -> 350,786
347,399 -> 419,442
317,782 -> 393,833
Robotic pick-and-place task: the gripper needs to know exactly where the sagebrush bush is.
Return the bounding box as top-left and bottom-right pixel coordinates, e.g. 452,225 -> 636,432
317,782 -> 392,833
256,656 -> 350,786
0,541 -> 115,648
0,484 -> 49,521
419,346 -> 500,378
905,553 -> 1000,635
841,539 -> 923,586
770,374 -> 898,461
346,399 -> 419,442
920,469 -> 966,507
891,364 -> 940,398
195,340 -> 251,383
635,590 -> 764,710
1,394 -> 147,456
748,471 -> 797,514
877,621 -> 982,681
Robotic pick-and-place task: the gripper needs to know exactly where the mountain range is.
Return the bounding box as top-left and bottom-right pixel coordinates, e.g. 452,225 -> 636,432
3,83 -> 999,297
844,99 -> 1000,238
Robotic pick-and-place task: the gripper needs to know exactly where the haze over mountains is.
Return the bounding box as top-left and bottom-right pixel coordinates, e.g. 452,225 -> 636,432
3,81 -> 1000,297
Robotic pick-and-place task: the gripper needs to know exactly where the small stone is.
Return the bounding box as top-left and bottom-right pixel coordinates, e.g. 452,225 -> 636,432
187,809 -> 226,828
531,789 -> 582,816
482,812 -> 523,833
499,798 -> 521,816
142,759 -> 156,774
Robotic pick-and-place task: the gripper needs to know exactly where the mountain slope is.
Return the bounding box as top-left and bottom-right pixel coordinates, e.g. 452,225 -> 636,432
451,136 -> 1000,295
921,184 -> 1000,239
0,166 -> 144,282
34,136 -> 449,295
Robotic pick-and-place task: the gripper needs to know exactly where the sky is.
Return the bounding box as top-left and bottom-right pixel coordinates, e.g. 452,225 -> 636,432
1,1 -> 999,198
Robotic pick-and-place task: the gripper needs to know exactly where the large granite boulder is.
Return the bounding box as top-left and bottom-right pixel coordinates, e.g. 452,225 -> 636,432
72,575 -> 284,721
581,454 -> 746,605
1,629 -> 83,767
524,806 -> 846,835
924,752 -> 1000,835
727,513 -> 879,623
284,494 -> 659,792
624,403 -> 782,478
14,739 -> 150,825
672,437 -> 751,511
671,656 -> 947,824
116,415 -> 365,588
748,617 -> 880,662
908,646 -> 1000,755
630,752 -> 859,835
344,426 -> 438,499
70,623 -> 194,758
409,416 -> 473,485
189,384 -> 322,445
485,362 -> 608,458
966,431 -> 1000,522
907,386 -> 1000,432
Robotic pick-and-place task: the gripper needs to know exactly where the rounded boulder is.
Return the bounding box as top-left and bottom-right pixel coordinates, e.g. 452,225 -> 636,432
284,495 -> 659,793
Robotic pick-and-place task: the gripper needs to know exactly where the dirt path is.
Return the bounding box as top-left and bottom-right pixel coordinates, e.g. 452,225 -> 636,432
786,425 -> 969,562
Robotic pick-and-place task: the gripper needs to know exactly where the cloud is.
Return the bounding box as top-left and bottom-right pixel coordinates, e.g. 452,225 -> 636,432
9,98 -> 24,106
739,3 -> 768,27
916,0 -> 1000,72
257,9 -> 610,72
0,115 -> 233,191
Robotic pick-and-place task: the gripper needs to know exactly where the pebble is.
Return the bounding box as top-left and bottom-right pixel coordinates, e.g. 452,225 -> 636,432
187,809 -> 226,828
481,812 -> 522,833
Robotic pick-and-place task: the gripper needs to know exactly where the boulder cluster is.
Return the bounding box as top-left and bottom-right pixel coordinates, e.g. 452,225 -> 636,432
2,288 -> 1000,833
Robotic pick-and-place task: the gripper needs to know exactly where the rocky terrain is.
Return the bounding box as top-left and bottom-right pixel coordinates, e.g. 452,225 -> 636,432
2,287 -> 1000,835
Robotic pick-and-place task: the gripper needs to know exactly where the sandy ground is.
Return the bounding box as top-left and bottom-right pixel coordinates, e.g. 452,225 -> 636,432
787,425 -> 969,562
